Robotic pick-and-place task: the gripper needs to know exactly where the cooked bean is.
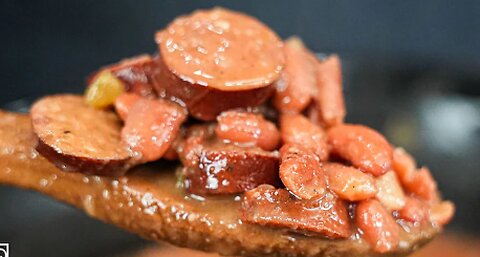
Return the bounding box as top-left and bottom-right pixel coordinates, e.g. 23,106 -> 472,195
242,185 -> 351,238
392,147 -> 417,185
180,125 -> 279,195
327,124 -> 393,176
273,37 -> 317,113
404,167 -> 438,202
356,199 -> 400,253
114,93 -> 141,121
280,113 -> 329,161
398,197 -> 429,224
311,55 -> 345,127
279,144 -> 326,199
85,71 -> 125,109
122,98 -> 187,162
215,110 -> 280,151
429,201 -> 455,227
375,170 -> 406,211
324,163 -> 377,201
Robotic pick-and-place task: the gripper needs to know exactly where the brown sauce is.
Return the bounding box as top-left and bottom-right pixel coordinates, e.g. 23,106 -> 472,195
0,111 -> 438,257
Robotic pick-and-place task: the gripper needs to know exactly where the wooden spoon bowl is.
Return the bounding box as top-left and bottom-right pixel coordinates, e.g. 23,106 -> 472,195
0,111 -> 438,257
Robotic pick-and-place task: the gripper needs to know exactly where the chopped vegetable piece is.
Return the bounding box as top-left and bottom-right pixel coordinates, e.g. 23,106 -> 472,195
85,71 -> 125,108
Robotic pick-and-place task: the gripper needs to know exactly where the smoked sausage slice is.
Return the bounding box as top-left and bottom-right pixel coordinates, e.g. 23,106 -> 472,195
241,185 -> 351,239
31,94 -> 131,176
179,125 -> 279,195
89,55 -> 157,98
153,8 -> 284,120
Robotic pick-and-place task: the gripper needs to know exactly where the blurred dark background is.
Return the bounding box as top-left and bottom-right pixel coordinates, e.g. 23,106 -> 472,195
0,0 -> 479,256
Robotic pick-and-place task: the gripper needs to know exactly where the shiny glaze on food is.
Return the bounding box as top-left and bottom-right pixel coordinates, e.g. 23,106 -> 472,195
0,111 -> 438,257
156,8 -> 284,91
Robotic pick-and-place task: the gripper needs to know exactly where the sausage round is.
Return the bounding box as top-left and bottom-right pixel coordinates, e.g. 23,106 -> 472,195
179,125 -> 280,195
31,94 -> 131,176
153,8 -> 284,120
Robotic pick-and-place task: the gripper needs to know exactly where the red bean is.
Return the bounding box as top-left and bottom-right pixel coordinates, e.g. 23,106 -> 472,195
356,199 -> 400,253
398,197 -> 429,224
279,144 -> 327,199
429,201 -> 455,227
280,113 -> 329,161
324,163 -> 377,201
392,147 -> 416,185
215,110 -> 280,151
242,185 -> 351,238
327,124 -> 393,176
404,167 -> 438,202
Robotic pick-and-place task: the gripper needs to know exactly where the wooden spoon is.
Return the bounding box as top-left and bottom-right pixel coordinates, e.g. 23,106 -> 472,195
0,110 -> 438,257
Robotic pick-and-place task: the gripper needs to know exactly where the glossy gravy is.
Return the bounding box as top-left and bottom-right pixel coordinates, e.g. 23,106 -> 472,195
0,111 -> 438,257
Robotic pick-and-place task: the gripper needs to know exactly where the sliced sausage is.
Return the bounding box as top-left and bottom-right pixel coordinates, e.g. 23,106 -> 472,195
122,98 -> 187,162
89,55 -> 157,98
215,110 -> 280,151
280,113 -> 329,161
310,55 -> 345,127
153,8 -> 284,120
179,125 -> 279,195
327,124 -> 393,176
279,144 -> 327,199
324,163 -> 377,201
429,201 -> 455,227
31,94 -> 131,176
356,199 -> 400,253
241,185 -> 351,239
273,37 -> 317,113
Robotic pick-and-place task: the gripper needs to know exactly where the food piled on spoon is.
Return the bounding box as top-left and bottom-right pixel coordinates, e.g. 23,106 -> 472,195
27,7 -> 453,255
